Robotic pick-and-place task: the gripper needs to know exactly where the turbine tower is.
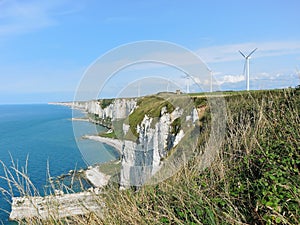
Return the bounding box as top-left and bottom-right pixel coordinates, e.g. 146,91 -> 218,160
137,81 -> 141,97
208,69 -> 213,93
296,67 -> 300,79
296,67 -> 300,86
182,75 -> 190,93
166,77 -> 171,92
239,48 -> 257,91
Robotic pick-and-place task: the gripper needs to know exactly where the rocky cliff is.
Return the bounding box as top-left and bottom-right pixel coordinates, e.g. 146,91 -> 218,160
73,98 -> 137,126
75,94 -> 200,188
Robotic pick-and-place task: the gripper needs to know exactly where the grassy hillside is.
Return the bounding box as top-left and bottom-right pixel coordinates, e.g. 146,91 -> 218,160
2,88 -> 299,224
100,88 -> 299,225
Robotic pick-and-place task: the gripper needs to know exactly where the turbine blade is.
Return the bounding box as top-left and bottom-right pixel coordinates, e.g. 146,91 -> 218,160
239,50 -> 246,58
247,48 -> 258,58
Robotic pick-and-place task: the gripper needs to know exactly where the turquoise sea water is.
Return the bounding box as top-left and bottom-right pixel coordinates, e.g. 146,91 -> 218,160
0,104 -> 118,224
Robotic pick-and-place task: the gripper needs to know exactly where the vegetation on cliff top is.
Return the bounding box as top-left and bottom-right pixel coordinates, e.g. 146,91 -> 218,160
126,94 -> 176,139
125,92 -> 205,140
98,98 -> 114,109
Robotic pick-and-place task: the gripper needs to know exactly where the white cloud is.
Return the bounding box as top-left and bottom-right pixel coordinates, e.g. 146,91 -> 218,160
98,40 -> 300,77
197,41 -> 300,63
231,75 -> 245,83
0,0 -> 82,36
217,75 -> 245,85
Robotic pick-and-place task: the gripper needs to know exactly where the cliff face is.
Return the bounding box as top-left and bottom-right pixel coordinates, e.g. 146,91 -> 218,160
120,106 -> 189,188
75,96 -> 199,188
73,98 -> 137,121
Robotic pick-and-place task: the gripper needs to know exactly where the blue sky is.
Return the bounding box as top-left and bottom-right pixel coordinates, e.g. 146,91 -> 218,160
0,0 -> 300,104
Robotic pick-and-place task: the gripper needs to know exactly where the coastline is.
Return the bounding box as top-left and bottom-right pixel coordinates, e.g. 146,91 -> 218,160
82,135 -> 123,154
9,103 -> 113,221
48,102 -> 74,107
85,166 -> 111,188
52,104 -> 122,187
71,117 -> 90,122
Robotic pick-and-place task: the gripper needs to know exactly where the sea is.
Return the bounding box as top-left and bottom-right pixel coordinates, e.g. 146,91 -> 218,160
0,104 -> 119,224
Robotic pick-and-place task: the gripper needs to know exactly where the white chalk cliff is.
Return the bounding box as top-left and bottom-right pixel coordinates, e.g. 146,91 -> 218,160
74,97 -> 198,188
73,98 -> 137,121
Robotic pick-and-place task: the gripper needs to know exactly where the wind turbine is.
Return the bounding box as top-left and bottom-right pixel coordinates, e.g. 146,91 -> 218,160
182,75 -> 190,93
239,48 -> 257,91
208,69 -> 213,93
296,67 -> 300,79
137,81 -> 141,97
296,67 -> 300,87
166,77 -> 171,92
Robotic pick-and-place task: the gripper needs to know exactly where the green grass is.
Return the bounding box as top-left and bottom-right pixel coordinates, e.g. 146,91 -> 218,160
98,98 -> 114,109
126,95 -> 175,139
97,160 -> 121,176
100,88 -> 300,225
189,88 -> 287,97
111,119 -> 125,139
125,93 -> 201,140
98,130 -> 117,139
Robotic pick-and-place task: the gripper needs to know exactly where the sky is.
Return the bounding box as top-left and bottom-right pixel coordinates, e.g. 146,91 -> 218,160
0,0 -> 300,104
